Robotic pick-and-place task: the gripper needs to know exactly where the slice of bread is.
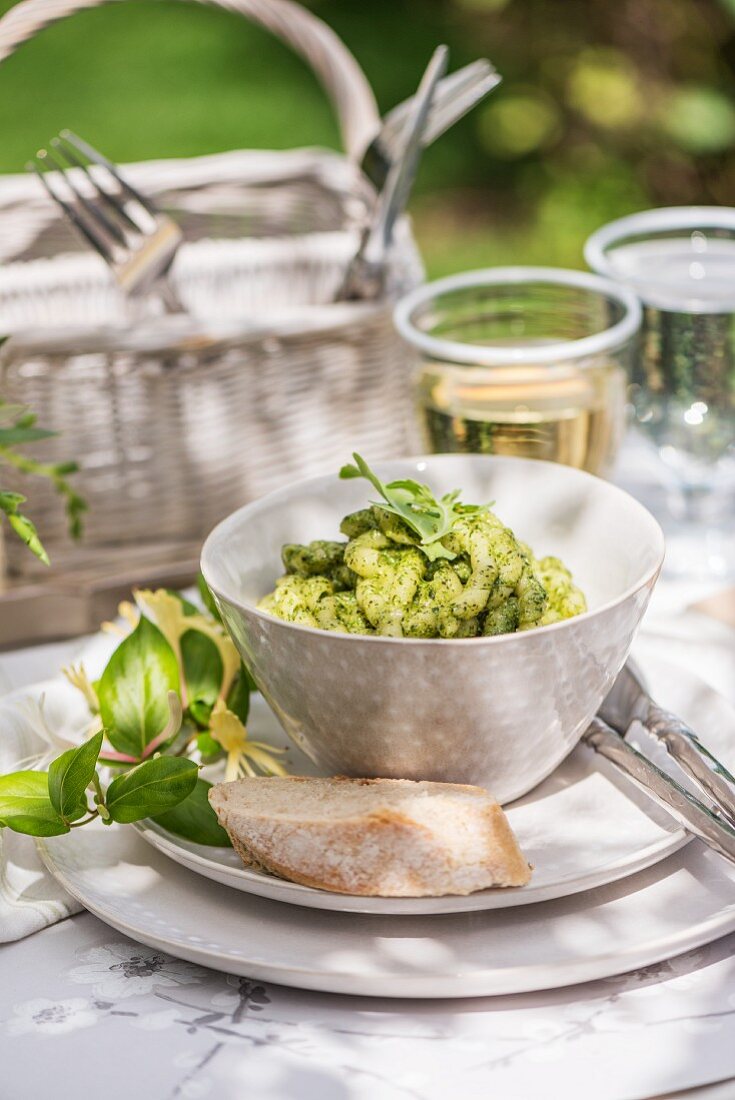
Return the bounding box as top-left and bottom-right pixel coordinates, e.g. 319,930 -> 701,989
208,776 -> 531,897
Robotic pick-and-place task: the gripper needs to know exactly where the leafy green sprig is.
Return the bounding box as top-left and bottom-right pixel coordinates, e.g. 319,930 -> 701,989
0,577 -> 281,847
0,337 -> 85,562
339,453 -> 487,562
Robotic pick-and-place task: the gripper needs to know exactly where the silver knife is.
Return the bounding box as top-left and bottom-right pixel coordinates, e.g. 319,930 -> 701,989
599,661 -> 735,826
583,716 -> 735,865
359,59 -> 501,189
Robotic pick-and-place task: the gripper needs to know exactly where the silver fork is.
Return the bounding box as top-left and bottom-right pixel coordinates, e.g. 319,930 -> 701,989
28,130 -> 184,310
359,59 -> 501,189
338,45 -> 448,301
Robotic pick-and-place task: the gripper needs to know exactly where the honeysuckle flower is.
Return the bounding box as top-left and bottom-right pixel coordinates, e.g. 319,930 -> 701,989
7,998 -> 98,1037
7,694 -> 86,770
101,600 -> 139,637
68,943 -> 206,999
61,662 -> 99,713
209,700 -> 287,781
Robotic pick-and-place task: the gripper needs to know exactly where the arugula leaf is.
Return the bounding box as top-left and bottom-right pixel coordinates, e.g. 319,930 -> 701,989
48,731 -> 103,822
106,757 -> 198,824
0,771 -> 69,836
151,778 -> 231,847
97,616 -> 180,759
181,629 -> 223,726
339,453 -> 485,562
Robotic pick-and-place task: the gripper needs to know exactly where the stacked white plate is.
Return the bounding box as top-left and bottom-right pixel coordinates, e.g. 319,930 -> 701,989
19,650 -> 735,999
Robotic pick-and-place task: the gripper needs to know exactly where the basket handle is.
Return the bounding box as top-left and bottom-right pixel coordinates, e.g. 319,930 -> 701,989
0,0 -> 380,159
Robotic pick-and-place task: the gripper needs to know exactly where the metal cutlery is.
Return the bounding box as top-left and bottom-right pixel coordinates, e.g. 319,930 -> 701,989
583,716 -> 735,866
338,44 -> 448,302
359,58 -> 500,189
600,660 -> 735,826
28,130 -> 183,309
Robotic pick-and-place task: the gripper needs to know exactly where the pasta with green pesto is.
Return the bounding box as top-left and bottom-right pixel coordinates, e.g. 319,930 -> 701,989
257,456 -> 587,639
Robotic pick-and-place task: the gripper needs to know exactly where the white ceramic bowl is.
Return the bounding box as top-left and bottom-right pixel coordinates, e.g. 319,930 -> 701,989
201,455 -> 664,803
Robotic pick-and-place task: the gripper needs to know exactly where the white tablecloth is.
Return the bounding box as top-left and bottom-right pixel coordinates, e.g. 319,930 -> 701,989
0,580 -> 734,1100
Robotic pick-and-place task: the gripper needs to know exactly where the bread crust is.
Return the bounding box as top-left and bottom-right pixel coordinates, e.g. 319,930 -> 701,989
209,776 -> 531,897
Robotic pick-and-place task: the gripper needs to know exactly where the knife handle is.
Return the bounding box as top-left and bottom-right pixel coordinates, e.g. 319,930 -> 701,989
644,703 -> 735,827
583,717 -> 735,866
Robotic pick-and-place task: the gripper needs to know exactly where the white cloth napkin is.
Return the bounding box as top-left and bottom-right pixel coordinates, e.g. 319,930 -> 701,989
0,633 -> 115,943
0,689 -> 84,941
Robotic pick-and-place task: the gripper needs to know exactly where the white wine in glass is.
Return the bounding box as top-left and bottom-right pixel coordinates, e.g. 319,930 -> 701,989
395,268 -> 641,479
416,358 -> 626,476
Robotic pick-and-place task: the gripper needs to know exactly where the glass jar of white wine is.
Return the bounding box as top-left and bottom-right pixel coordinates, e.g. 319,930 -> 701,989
394,267 -> 642,477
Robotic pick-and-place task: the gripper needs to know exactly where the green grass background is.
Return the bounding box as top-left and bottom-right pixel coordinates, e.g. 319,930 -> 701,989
0,0 -> 734,275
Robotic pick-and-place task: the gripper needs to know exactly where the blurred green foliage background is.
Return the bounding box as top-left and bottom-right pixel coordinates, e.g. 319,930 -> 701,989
1,0 -> 734,275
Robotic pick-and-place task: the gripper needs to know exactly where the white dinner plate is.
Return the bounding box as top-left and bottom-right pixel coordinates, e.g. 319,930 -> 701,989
130,654 -> 735,914
38,819 -> 735,998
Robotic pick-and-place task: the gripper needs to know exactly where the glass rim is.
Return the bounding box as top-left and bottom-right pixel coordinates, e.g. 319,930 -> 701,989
585,205 -> 735,283
585,206 -> 735,313
393,266 -> 642,367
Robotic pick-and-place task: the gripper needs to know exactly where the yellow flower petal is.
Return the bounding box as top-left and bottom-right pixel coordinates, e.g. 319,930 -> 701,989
134,589 -> 186,658
209,700 -> 249,754
61,662 -> 100,713
225,751 -> 241,782
244,744 -> 289,777
209,702 -> 288,778
118,601 -> 140,629
101,621 -> 128,637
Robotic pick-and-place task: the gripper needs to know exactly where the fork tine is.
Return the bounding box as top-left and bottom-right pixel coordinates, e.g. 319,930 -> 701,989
423,71 -> 500,143
28,153 -> 114,264
51,136 -> 142,236
44,142 -> 129,248
60,129 -> 160,218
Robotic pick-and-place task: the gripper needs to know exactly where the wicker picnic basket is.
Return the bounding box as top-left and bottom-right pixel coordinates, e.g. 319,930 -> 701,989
0,0 -> 423,580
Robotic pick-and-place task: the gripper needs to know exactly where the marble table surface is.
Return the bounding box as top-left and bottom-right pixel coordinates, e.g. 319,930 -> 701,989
1,577 -> 734,1099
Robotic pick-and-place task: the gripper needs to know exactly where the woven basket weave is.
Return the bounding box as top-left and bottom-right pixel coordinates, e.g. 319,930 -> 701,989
0,0 -> 423,578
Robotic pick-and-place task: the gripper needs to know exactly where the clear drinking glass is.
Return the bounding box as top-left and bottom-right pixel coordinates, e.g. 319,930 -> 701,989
394,267 -> 641,476
586,208 -> 735,579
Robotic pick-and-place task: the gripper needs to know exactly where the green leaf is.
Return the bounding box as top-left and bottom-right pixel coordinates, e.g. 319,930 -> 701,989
48,731 -> 103,822
0,771 -> 69,836
189,700 -> 213,728
106,757 -> 198,824
0,404 -> 31,427
151,778 -> 231,847
197,573 -> 223,623
195,731 -> 223,762
226,664 -> 251,725
97,616 -> 180,759
0,426 -> 56,445
181,629 -> 223,723
0,492 -> 49,564
338,453 -> 485,561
